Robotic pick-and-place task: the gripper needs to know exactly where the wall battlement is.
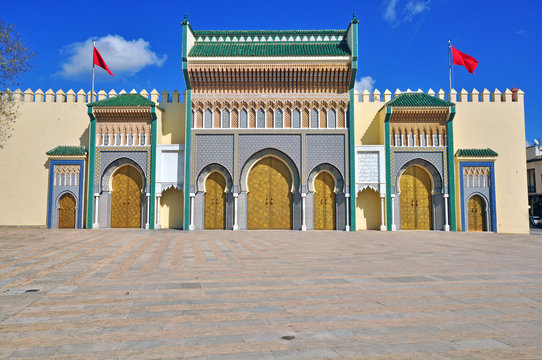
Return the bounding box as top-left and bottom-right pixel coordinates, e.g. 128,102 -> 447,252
1,88 -> 185,104
355,88 -> 524,104
2,88 -> 524,105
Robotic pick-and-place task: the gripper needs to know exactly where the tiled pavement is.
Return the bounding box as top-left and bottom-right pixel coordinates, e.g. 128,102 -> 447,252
0,229 -> 541,359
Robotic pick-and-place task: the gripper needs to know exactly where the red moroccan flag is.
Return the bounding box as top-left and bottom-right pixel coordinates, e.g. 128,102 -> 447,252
452,46 -> 478,74
93,46 -> 114,76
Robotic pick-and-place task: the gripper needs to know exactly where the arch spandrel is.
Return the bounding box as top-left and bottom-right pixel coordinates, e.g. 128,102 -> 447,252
196,163 -> 233,193
240,149 -> 300,193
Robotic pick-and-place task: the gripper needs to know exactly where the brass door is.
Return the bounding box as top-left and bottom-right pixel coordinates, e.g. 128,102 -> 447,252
204,172 -> 226,229
400,166 -> 432,230
247,157 -> 292,229
314,172 -> 336,230
111,165 -> 143,228
58,193 -> 76,228
468,195 -> 485,231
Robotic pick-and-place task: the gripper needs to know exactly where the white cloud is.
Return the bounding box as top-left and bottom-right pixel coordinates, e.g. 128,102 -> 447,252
405,0 -> 430,18
383,0 -> 431,25
384,0 -> 399,23
59,35 -> 167,78
355,76 -> 376,95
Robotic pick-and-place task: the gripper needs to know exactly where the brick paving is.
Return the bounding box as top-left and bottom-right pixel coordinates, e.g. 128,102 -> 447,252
0,228 -> 541,359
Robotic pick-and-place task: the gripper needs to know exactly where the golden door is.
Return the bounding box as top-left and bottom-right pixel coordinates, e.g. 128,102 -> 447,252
204,172 -> 226,229
111,165 -> 142,228
400,166 -> 432,230
58,193 -> 76,228
247,157 -> 292,229
314,172 -> 336,230
468,195 -> 485,231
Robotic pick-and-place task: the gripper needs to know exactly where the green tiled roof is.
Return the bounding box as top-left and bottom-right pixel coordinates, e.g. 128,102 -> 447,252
189,42 -> 350,57
193,29 -> 347,37
386,93 -> 455,107
88,94 -> 155,107
46,146 -> 87,156
456,148 -> 498,157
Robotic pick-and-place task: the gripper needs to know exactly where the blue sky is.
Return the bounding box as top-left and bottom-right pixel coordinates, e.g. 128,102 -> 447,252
3,0 -> 540,140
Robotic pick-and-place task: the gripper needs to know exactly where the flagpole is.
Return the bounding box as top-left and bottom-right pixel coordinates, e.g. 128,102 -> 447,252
92,40 -> 95,102
448,40 -> 452,100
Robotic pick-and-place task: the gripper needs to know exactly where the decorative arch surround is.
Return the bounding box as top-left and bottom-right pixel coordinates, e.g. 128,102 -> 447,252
307,163 -> 344,193
101,158 -> 146,193
196,163 -> 233,193
459,161 -> 497,232
55,190 -> 78,209
466,192 -> 490,231
240,148 -> 300,193
395,158 -> 442,194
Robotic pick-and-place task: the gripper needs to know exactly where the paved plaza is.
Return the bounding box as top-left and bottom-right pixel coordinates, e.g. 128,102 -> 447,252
0,229 -> 541,359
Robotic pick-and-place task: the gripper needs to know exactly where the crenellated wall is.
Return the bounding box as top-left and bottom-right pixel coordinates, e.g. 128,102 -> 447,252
0,86 -> 528,232
352,87 -> 527,234
0,88 -> 186,226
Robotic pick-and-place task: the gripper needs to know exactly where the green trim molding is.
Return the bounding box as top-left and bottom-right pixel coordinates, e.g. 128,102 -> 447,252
149,106 -> 157,229
86,107 -> 96,229
447,106 -> 457,231
347,17 -> 358,231
182,18 -> 192,230
384,107 -> 393,231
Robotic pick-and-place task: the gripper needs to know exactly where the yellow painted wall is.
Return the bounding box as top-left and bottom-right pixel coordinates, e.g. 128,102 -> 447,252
159,100 -> 185,145
356,187 -> 382,230
0,101 -> 89,226
353,93 -> 386,230
160,188 -> 184,228
453,97 -> 528,234
353,91 -> 384,146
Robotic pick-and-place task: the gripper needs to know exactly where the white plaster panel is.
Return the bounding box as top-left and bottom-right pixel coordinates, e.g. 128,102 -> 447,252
156,144 -> 184,194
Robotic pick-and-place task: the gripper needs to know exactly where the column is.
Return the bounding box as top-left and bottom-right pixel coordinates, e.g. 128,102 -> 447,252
189,193 -> 195,230
380,195 -> 386,231
345,193 -> 350,231
443,193 -> 450,231
145,193 -> 150,229
155,195 -> 161,229
391,194 -> 396,231
301,193 -> 307,231
92,193 -> 100,229
233,193 -> 239,230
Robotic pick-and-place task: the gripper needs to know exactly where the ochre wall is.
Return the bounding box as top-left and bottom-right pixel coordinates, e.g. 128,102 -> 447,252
159,101 -> 185,145
453,98 -> 528,234
0,102 -> 89,226
353,93 -> 386,230
159,188 -> 184,229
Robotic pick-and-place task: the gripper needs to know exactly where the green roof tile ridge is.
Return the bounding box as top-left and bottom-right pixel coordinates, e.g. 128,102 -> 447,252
385,92 -> 455,107
46,145 -> 87,156
456,148 -> 498,157
189,42 -> 350,57
87,93 -> 155,107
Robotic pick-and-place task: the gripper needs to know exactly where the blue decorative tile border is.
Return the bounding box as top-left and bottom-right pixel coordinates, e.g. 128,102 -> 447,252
459,161 -> 497,232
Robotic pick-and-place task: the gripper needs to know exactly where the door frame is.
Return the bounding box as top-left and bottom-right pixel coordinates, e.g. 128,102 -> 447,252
110,164 -> 144,228
313,170 -> 337,230
398,164 -> 434,230
57,191 -> 77,229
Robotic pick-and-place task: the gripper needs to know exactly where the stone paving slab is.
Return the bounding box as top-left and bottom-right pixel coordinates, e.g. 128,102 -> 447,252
0,228 -> 541,359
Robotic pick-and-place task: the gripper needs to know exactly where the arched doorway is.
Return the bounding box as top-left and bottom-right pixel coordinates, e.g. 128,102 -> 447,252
111,165 -> 143,228
58,193 -> 76,228
314,172 -> 335,230
161,188 -> 184,229
400,165 -> 432,230
247,156 -> 292,229
468,195 -> 486,231
204,172 -> 226,229
357,187 -> 381,230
